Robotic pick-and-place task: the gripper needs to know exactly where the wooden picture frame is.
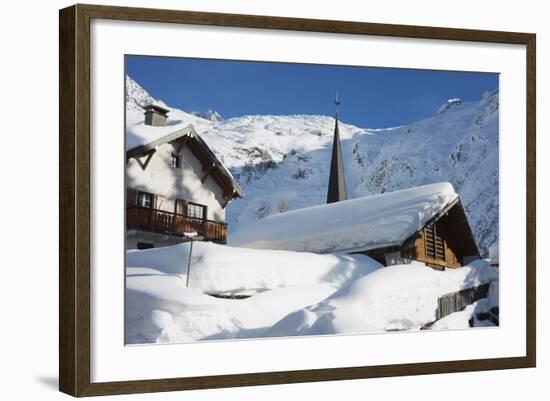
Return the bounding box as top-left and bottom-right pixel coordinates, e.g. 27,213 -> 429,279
59,3 -> 536,397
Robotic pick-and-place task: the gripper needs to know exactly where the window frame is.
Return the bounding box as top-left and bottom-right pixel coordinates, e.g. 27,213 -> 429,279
175,199 -> 208,220
137,190 -> 154,209
170,153 -> 180,168
186,201 -> 207,220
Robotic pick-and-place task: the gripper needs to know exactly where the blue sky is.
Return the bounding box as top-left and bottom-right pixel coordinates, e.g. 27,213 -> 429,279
126,55 -> 498,128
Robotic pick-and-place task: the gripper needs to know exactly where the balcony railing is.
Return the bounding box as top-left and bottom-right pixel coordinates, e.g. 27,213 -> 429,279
127,206 -> 227,243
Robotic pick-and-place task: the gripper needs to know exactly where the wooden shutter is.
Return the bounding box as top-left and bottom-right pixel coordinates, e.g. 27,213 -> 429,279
126,187 -> 137,207
425,224 -> 445,262
175,199 -> 187,215
154,195 -> 165,210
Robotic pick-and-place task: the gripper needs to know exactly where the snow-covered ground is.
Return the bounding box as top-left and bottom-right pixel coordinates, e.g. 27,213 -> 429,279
126,243 -> 498,344
126,242 -> 381,296
266,260 -> 498,336
125,76 -> 500,344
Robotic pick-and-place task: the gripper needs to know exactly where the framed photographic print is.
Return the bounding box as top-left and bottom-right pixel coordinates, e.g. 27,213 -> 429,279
59,4 -> 536,397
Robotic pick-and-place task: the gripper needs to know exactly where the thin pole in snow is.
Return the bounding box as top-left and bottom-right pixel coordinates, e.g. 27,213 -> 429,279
186,240 -> 194,287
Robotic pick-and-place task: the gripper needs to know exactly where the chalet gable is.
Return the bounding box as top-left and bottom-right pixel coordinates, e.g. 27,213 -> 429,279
126,124 -> 243,202
394,197 -> 480,269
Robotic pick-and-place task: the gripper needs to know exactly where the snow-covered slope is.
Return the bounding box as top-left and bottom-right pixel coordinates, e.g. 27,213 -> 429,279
126,76 -> 499,255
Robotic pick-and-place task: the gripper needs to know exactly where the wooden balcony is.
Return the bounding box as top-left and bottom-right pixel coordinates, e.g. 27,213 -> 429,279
127,206 -> 227,243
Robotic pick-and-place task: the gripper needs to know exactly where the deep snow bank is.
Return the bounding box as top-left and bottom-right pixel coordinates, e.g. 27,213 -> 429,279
127,241 -> 382,296
126,243 -> 498,344
126,282 -> 338,343
265,260 -> 498,337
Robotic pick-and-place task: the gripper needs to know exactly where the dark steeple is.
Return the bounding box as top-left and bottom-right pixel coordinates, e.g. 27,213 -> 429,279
326,92 -> 348,204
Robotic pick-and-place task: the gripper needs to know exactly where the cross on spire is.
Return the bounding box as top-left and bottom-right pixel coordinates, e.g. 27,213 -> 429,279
335,91 -> 341,119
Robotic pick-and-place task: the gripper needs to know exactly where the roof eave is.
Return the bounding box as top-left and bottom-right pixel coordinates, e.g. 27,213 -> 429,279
400,195 -> 481,257
126,126 -> 193,158
332,196 -> 464,256
186,125 -> 244,197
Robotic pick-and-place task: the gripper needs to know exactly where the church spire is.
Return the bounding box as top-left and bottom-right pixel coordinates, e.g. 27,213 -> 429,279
326,92 -> 348,204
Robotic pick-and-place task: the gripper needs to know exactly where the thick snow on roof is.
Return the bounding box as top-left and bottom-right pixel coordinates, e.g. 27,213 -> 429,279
126,106 -> 243,196
229,182 -> 458,254
126,106 -> 214,150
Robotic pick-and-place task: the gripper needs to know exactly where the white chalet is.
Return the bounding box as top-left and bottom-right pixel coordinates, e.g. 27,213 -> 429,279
126,104 -> 243,250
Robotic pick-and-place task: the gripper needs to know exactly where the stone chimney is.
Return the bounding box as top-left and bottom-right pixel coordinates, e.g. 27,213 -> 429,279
144,104 -> 169,127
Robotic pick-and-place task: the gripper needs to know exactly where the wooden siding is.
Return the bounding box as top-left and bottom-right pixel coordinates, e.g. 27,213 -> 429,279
436,284 -> 490,320
403,223 -> 462,269
127,206 -> 228,243
400,200 -> 479,269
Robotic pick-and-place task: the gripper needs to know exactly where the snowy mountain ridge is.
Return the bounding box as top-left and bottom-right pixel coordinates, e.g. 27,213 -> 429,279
191,109 -> 224,122
126,76 -> 499,255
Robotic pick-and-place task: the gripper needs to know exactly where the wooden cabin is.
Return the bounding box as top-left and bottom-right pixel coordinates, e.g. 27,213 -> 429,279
364,197 -> 480,270
126,110 -> 243,250
230,182 -> 480,270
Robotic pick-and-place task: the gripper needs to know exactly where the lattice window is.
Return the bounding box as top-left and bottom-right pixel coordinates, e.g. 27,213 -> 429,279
187,202 -> 206,220
425,223 -> 445,261
137,191 -> 154,209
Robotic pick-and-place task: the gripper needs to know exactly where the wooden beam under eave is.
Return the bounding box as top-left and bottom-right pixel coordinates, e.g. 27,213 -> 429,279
222,190 -> 236,209
201,163 -> 216,183
141,149 -> 156,170
173,135 -> 189,153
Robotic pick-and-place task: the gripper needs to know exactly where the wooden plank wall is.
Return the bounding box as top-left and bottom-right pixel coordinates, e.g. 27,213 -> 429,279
402,224 -> 462,269
436,283 -> 490,320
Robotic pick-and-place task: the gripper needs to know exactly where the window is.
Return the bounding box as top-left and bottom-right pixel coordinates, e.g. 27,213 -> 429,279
170,153 -> 180,168
137,191 -> 154,209
137,242 -> 154,250
175,199 -> 207,219
187,202 -> 206,220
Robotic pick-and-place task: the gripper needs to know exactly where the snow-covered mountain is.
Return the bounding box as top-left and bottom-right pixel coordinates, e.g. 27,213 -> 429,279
191,109 -> 224,122
126,77 -> 155,112
126,76 -> 499,256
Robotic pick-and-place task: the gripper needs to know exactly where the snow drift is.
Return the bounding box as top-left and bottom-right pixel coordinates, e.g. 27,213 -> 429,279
126,242 -> 382,343
126,243 -> 497,344
127,241 -> 382,296
266,260 -> 498,337
126,282 -> 339,343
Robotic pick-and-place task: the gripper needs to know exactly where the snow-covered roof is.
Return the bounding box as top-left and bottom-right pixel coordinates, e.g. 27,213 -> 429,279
229,182 -> 458,254
143,103 -> 169,114
127,124 -> 244,198
127,115 -> 203,150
